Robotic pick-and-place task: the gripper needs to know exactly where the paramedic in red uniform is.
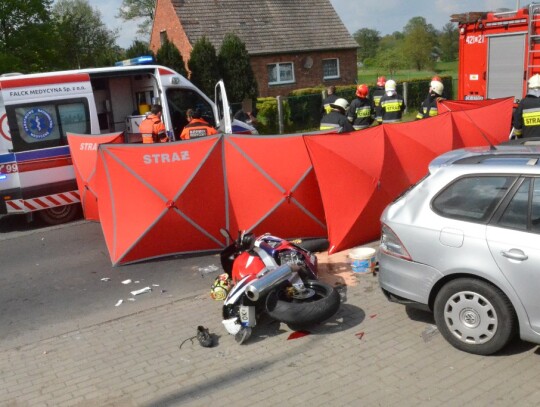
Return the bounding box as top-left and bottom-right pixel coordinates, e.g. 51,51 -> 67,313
513,74 -> 540,139
180,108 -> 218,140
139,104 -> 168,143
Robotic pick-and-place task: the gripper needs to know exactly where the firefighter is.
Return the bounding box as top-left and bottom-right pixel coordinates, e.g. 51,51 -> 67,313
180,108 -> 218,140
512,74 -> 540,139
320,98 -> 354,133
372,76 -> 386,124
347,84 -> 375,130
416,79 -> 445,119
321,85 -> 339,117
379,80 -> 405,123
139,104 -> 168,143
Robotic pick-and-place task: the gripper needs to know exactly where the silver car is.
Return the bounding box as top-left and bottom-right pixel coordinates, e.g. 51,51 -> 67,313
379,145 -> 540,355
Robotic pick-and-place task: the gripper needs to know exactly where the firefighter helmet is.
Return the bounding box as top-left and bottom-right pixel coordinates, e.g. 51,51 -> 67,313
385,80 -> 397,92
377,76 -> 386,87
529,74 -> 540,89
210,273 -> 233,301
356,84 -> 369,98
430,80 -> 444,96
331,98 -> 349,112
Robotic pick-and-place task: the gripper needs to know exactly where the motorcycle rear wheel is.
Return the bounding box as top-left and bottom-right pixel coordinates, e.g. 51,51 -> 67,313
265,280 -> 340,327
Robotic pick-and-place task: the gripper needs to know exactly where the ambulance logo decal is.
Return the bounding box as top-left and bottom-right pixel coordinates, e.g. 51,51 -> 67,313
23,108 -> 54,140
0,114 -> 10,141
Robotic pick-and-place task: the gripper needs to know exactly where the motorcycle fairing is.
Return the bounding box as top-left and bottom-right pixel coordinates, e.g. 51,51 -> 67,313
224,275 -> 254,306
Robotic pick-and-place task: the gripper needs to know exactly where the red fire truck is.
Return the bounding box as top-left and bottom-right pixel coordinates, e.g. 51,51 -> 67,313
455,3 -> 540,101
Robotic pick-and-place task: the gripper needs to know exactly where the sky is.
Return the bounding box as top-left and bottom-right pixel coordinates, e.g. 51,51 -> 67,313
94,0 -> 525,49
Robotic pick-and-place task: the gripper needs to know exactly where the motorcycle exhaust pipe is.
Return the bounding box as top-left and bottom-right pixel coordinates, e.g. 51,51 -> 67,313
245,264 -> 297,302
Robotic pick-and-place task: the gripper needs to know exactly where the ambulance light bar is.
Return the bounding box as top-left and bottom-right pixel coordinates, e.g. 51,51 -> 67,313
114,56 -> 155,67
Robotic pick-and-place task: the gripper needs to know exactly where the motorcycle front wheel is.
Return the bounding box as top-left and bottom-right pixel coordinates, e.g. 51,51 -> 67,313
265,280 -> 340,327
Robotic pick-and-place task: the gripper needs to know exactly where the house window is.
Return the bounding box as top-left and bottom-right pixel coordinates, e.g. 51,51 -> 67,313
267,62 -> 295,85
160,30 -> 167,46
323,58 -> 340,80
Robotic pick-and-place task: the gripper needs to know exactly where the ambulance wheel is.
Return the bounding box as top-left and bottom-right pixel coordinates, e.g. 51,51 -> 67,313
38,204 -> 81,225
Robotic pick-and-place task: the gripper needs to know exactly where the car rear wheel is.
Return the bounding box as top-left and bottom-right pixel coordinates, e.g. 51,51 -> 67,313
434,278 -> 517,355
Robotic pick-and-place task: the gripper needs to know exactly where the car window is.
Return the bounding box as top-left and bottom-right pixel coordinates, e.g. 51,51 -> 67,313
432,176 -> 516,223
498,178 -> 530,231
166,88 -> 215,138
532,178 -> 540,233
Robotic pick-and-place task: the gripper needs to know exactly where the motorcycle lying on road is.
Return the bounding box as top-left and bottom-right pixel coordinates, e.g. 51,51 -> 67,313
212,229 -> 340,344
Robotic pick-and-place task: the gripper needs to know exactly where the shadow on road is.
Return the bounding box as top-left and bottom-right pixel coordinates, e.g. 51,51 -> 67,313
0,213 -> 83,234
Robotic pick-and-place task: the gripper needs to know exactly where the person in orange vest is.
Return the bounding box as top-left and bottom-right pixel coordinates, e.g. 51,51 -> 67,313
180,108 -> 218,140
139,104 -> 168,143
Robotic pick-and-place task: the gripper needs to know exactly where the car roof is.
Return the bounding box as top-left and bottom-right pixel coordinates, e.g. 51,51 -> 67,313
429,145 -> 540,175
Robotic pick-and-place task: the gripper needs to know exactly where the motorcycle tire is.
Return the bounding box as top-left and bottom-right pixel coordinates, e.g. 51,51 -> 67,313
265,280 -> 340,327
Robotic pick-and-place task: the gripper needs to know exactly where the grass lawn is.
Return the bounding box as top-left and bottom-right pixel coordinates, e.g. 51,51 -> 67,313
358,61 -> 458,84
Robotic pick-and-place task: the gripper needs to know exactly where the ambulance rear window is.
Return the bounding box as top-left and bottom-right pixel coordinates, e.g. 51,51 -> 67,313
7,98 -> 90,152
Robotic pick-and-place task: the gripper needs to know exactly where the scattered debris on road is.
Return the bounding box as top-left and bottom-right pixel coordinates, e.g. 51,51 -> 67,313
100,277 -> 111,282
131,287 -> 152,296
287,331 -> 311,340
121,279 -> 132,285
115,299 -> 123,307
421,325 -> 439,343
199,264 -> 219,275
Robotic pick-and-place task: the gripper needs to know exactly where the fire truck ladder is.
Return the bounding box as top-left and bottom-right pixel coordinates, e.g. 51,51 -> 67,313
527,2 -> 540,81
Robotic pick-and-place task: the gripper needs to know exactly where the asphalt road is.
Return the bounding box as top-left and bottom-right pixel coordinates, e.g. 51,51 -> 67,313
0,216 -> 222,349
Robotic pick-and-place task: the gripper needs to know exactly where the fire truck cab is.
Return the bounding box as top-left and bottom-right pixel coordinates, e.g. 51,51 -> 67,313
456,2 -> 540,102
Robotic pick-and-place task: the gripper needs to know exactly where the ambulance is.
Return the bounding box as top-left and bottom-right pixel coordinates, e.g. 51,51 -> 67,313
0,57 -> 255,224
455,3 -> 540,101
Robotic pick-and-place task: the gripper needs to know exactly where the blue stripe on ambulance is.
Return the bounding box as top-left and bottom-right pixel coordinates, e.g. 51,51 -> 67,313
0,153 -> 16,164
14,146 -> 71,162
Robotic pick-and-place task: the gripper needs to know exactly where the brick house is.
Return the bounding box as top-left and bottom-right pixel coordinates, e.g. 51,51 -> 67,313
150,0 -> 358,98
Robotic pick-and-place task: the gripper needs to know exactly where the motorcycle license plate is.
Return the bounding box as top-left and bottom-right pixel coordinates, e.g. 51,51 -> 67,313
239,305 -> 256,326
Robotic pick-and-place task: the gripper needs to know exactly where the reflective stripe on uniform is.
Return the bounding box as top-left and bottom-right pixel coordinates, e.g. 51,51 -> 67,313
320,124 -> 340,130
523,108 -> 540,126
356,106 -> 372,118
381,99 -> 403,112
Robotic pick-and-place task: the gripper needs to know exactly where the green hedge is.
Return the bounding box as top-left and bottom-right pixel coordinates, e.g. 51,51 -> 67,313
251,76 -> 453,134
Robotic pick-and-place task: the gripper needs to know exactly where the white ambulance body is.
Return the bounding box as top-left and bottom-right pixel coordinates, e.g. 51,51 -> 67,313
0,62 -> 253,224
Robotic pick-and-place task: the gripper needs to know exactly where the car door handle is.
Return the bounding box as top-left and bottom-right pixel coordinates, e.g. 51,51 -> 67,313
501,249 -> 528,261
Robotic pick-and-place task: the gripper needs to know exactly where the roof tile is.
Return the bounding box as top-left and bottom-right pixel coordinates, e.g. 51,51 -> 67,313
170,0 -> 358,54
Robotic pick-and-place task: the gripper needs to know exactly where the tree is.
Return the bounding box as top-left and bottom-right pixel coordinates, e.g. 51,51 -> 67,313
0,0 -> 52,50
402,17 -> 437,70
0,0 -> 58,73
125,40 -> 154,60
117,0 -> 156,37
3,22 -> 60,73
155,35 -> 187,76
188,36 -> 220,97
353,28 -> 381,62
218,32 -> 258,103
52,0 -> 120,69
438,23 -> 459,62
